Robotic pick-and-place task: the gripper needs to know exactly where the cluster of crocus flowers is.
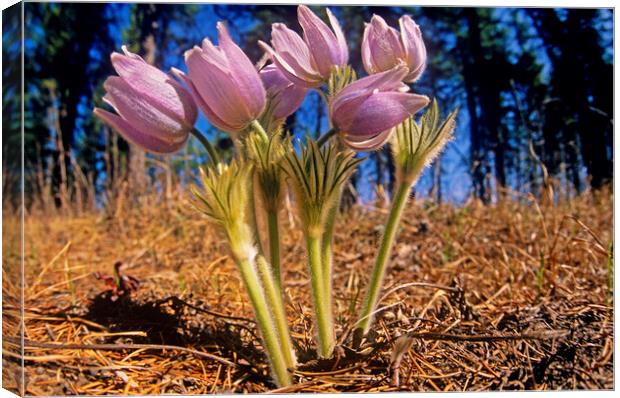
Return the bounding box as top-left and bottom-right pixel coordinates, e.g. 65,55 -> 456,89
94,4 -> 457,387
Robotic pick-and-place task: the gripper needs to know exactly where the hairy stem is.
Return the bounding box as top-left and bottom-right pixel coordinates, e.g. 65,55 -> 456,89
320,201 -> 338,323
232,250 -> 291,387
248,174 -> 265,255
267,209 -> 282,292
251,119 -> 270,142
306,231 -> 335,358
356,181 -> 411,335
190,128 -> 220,165
256,255 -> 297,368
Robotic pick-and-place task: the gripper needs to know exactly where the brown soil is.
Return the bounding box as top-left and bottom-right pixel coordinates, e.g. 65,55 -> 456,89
2,189 -> 614,394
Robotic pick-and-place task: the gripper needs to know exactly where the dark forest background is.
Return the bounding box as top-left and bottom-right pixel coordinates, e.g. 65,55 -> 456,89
2,2 -> 614,212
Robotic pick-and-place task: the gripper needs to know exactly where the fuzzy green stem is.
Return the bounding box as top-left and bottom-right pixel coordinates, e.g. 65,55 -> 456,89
251,120 -> 270,142
248,174 -> 265,255
190,128 -> 220,165
267,209 -> 282,292
232,249 -> 292,387
356,181 -> 411,335
306,231 -> 335,358
256,255 -> 296,369
320,202 -> 338,319
316,128 -> 338,148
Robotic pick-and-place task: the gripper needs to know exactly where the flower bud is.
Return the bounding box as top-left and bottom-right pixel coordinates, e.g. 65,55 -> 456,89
329,66 -> 429,151
259,5 -> 348,88
93,46 -> 197,154
175,22 -> 266,134
362,14 -> 427,83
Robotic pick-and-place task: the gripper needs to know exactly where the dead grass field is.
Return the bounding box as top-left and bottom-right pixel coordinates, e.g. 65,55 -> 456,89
2,189 -> 614,394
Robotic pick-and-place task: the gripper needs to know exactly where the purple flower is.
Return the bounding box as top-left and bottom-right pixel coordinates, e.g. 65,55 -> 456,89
93,46 -> 197,154
260,64 -> 308,122
362,15 -> 427,83
174,22 -> 266,134
259,5 -> 348,88
329,66 -> 429,151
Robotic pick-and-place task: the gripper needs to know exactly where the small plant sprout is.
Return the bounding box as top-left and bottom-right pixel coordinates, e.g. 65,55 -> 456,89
192,162 -> 295,387
282,140 -> 363,358
355,100 -> 457,339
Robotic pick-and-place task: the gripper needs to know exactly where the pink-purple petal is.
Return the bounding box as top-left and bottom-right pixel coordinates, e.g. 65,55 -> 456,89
366,15 -> 406,72
94,108 -> 186,154
298,5 -> 341,76
185,48 -> 254,130
332,66 -> 408,110
400,15 -> 427,82
342,128 -> 394,151
333,90 -> 429,137
271,24 -> 320,79
260,64 -> 308,119
111,50 -> 197,126
103,76 -> 187,140
172,67 -> 238,133
259,40 -> 321,88
217,22 -> 266,116
326,8 -> 349,64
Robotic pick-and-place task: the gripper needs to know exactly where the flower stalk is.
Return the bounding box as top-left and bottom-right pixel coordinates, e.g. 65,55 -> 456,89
355,100 -> 457,339
192,162 -> 294,386
255,254 -> 296,368
190,127 -> 220,166
266,209 -> 282,290
282,140 -> 362,358
355,181 -> 411,335
306,231 -> 334,358
232,246 -> 292,387
245,130 -> 286,290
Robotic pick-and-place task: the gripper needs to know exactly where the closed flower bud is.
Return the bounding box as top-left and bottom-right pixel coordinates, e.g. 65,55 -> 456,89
259,5 -> 348,88
362,14 -> 427,83
329,66 -> 429,151
260,64 -> 308,122
93,46 -> 197,154
174,22 -> 266,134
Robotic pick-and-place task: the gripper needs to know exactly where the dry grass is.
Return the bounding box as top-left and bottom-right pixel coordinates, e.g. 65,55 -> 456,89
2,188 -> 614,394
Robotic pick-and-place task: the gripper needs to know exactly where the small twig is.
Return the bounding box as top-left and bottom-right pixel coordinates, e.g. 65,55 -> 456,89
5,336 -> 238,368
292,363 -> 364,377
403,330 -> 569,343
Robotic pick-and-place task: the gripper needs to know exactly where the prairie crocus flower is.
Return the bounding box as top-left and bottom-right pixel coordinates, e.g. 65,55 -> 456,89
93,46 -> 197,154
329,66 -> 429,151
174,22 -> 266,134
362,14 -> 427,83
259,5 -> 348,87
260,64 -> 308,122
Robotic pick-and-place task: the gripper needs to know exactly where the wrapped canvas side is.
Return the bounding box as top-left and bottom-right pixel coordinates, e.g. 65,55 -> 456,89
2,1 -> 24,396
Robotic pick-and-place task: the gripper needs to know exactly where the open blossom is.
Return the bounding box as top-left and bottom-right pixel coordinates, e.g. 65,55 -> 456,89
174,22 -> 266,134
362,14 -> 427,83
260,64 -> 308,122
329,66 -> 429,151
259,5 -> 348,87
93,46 -> 197,154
